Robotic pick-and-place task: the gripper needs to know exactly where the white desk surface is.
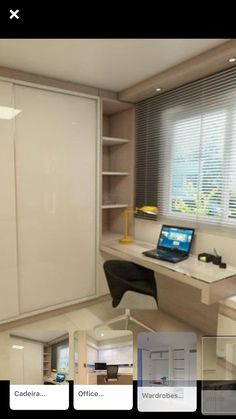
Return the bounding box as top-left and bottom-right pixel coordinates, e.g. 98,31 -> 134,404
101,233 -> 236,305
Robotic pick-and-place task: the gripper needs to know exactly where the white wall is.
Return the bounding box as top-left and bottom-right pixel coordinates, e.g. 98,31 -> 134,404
98,345 -> 132,365
135,219 -> 236,265
87,345 -> 98,364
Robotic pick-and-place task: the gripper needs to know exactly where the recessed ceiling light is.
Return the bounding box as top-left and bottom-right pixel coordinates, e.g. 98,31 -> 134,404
156,88 -> 161,92
101,333 -> 104,337
12,345 -> 24,350
228,57 -> 236,63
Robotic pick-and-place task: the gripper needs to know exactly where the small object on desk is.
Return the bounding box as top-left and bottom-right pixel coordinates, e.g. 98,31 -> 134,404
219,262 -> 227,269
198,253 -> 214,263
213,247 -> 218,257
212,255 -> 222,265
212,248 -> 221,265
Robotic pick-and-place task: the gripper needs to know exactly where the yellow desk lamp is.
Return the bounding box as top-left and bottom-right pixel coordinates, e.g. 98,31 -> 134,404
119,206 -> 158,244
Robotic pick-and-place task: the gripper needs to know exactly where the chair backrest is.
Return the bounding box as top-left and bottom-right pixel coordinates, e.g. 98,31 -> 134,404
106,364 -> 118,379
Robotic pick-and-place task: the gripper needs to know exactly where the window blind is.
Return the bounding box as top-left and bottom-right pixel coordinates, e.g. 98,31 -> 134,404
52,339 -> 69,373
135,66 -> 236,228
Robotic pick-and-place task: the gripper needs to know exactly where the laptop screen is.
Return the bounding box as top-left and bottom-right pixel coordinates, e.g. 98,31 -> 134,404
55,373 -> 65,382
157,225 -> 194,254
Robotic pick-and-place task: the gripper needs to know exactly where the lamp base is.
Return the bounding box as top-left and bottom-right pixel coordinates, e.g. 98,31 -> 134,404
119,236 -> 133,244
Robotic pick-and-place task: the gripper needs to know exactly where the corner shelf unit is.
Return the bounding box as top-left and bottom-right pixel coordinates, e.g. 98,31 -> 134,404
172,349 -> 185,380
43,344 -> 52,376
101,99 -> 135,239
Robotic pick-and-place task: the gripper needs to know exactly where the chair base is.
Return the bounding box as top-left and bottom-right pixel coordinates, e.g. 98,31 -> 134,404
117,291 -> 157,310
94,309 -> 156,332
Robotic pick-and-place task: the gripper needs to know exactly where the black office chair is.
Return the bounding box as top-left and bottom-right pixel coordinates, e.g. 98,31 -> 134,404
100,260 -> 158,331
104,260 -> 158,308
104,365 -> 119,383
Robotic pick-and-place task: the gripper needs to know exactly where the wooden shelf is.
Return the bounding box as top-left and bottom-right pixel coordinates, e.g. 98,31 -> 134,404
102,136 -> 129,146
102,99 -> 133,116
43,344 -> 51,374
101,98 -> 134,238
102,204 -> 128,209
102,171 -> 129,176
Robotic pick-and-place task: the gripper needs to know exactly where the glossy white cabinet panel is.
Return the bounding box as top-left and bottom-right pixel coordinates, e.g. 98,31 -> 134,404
0,81 -> 19,320
14,86 -> 97,312
10,337 -> 43,384
23,340 -> 43,384
10,337 -> 24,384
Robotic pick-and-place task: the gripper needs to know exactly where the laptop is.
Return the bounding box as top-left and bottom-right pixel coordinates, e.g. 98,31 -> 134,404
142,225 -> 195,263
53,373 -> 65,383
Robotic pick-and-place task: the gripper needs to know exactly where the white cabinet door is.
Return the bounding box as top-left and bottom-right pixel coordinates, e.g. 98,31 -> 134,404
23,340 -> 43,384
14,86 -> 97,313
10,337 -> 43,384
10,337 -> 24,384
0,81 -> 19,321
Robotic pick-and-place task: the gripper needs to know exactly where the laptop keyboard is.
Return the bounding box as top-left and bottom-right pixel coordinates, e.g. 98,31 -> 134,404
156,252 -> 179,261
143,249 -> 182,263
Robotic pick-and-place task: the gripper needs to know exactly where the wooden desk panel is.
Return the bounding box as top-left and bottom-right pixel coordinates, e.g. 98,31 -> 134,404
87,373 -> 133,385
95,374 -> 132,385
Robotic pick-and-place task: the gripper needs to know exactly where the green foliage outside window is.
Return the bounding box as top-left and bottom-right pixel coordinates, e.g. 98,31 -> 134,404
172,181 -> 219,216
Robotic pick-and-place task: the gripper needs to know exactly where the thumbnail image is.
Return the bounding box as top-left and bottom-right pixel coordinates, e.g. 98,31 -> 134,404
10,330 -> 69,385
74,329 -> 133,385
203,336 -> 236,383
138,332 -> 196,386
202,336 -> 236,415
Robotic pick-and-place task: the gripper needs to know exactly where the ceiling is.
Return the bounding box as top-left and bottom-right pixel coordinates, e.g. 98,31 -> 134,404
11,330 -> 68,343
86,329 -> 132,342
0,39 -> 227,92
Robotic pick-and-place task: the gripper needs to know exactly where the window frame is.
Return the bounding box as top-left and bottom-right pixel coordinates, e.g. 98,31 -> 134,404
160,103 -> 236,227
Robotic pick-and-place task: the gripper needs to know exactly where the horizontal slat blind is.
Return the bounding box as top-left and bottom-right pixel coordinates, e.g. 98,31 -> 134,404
135,101 -> 159,220
135,66 -> 236,228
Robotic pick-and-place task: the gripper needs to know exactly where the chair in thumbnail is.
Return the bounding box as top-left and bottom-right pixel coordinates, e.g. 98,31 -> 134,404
104,365 -> 119,383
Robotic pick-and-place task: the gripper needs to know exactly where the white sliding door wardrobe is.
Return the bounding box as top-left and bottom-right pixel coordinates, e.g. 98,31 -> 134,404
0,80 -> 98,322
10,336 -> 43,384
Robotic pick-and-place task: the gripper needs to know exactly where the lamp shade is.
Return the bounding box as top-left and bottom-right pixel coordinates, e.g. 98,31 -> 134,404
138,206 -> 158,215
